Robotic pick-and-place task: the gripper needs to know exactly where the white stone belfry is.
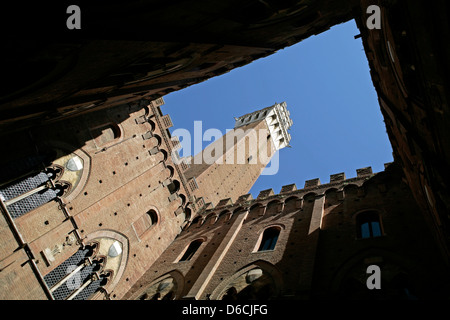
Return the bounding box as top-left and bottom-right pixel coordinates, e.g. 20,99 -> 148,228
234,102 -> 293,150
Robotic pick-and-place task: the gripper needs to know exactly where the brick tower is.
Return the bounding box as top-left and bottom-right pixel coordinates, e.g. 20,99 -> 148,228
184,102 -> 293,208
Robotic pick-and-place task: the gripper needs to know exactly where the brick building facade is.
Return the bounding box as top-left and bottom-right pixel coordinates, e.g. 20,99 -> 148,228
0,98 -> 196,299
185,102 -> 293,207
1,0 -> 450,300
1,97 -> 449,300
124,162 -> 449,300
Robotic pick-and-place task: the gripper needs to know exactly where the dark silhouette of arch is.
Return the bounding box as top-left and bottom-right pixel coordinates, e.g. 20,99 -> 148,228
217,210 -> 230,222
166,165 -> 175,178
189,215 -> 201,227
147,209 -> 158,226
183,205 -> 192,222
167,180 -> 180,194
179,193 -> 186,206
221,287 -> 238,300
284,196 -> 301,212
153,134 -> 162,146
303,192 -> 317,203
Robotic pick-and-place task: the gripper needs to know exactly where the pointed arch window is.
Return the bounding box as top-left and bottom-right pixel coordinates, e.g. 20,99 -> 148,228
356,210 -> 382,239
43,243 -> 112,300
257,227 -> 280,251
0,168 -> 65,219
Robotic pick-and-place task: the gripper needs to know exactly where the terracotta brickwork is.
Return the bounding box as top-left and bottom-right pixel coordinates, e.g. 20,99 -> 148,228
186,120 -> 276,207
125,163 -> 449,300
0,98 -> 194,300
1,0 -> 450,280
1,93 -> 449,300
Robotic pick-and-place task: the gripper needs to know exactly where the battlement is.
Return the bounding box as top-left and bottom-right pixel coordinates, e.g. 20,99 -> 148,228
193,162 -> 393,217
253,163 -> 391,200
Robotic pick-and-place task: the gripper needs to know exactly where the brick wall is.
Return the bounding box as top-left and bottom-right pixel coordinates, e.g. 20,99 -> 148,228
125,163 -> 450,300
0,98 -> 191,299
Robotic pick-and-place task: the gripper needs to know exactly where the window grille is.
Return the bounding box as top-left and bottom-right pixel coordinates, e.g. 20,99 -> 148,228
0,172 -> 49,201
0,171 -> 59,219
43,245 -> 109,300
7,189 -> 58,218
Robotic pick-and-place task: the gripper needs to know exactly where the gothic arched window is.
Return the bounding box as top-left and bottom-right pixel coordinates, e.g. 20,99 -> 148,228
0,169 -> 63,219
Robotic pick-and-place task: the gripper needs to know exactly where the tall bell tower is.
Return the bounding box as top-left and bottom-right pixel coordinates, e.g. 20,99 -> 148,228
184,102 -> 293,208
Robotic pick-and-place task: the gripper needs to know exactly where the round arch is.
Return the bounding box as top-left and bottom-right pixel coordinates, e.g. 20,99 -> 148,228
303,192 -> 317,203
160,149 -> 168,161
153,134 -> 162,147
188,215 -> 202,228
248,202 -> 265,218
217,209 -> 231,222
166,165 -> 175,178
210,260 -> 284,300
283,195 -> 302,212
343,183 -> 359,194
129,270 -> 185,300
324,187 -> 339,194
250,203 -> 263,211
204,212 -> 218,224
329,247 -> 419,299
265,199 -> 282,215
233,206 -> 245,214
147,119 -> 156,132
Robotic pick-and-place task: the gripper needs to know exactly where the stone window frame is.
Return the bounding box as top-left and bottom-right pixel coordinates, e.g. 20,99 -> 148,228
252,224 -> 285,253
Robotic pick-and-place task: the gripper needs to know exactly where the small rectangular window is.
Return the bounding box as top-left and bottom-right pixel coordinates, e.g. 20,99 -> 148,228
258,227 -> 280,251
179,239 -> 203,262
356,211 -> 383,239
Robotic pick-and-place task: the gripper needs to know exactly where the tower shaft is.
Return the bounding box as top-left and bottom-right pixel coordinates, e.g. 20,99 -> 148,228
185,102 -> 293,207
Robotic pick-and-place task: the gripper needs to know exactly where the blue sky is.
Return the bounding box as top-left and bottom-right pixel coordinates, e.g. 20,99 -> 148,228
163,19 -> 393,198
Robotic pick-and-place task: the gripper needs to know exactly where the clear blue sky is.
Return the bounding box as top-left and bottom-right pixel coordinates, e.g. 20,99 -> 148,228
163,19 -> 393,199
